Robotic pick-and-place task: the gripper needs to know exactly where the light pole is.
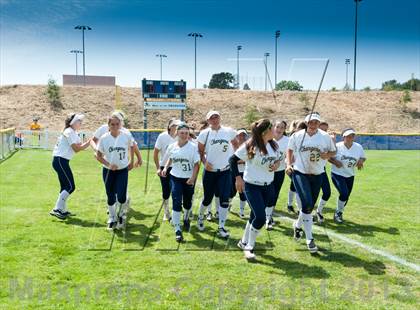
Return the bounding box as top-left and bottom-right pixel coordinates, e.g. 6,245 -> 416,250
236,45 -> 242,89
345,58 -> 351,89
74,25 -> 92,86
156,54 -> 167,80
274,30 -> 280,87
353,0 -> 362,91
188,32 -> 203,88
70,50 -> 83,77
264,52 -> 270,91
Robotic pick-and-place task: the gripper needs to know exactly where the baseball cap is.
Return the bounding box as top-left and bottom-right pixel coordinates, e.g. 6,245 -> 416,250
206,110 -> 220,120
168,119 -> 181,128
342,128 -> 356,137
236,128 -> 248,135
304,112 -> 321,123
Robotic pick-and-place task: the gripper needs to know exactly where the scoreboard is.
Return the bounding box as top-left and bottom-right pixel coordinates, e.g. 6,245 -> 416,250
142,79 -> 186,99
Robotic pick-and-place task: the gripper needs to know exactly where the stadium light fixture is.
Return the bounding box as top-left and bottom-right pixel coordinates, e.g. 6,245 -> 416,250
156,54 -> 167,80
236,45 -> 242,89
353,0 -> 362,91
274,30 -> 280,87
188,32 -> 203,88
264,52 -> 270,91
70,50 -> 83,77
74,25 -> 92,86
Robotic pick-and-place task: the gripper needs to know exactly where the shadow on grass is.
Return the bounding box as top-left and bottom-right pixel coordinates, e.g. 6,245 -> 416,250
323,218 -> 400,237
316,251 -> 387,275
63,217 -> 106,228
258,253 -> 331,279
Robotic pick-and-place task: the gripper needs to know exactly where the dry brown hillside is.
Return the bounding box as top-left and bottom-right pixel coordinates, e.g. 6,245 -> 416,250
0,85 -> 419,133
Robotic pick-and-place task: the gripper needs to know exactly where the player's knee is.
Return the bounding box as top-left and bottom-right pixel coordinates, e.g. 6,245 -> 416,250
117,194 -> 126,204
67,184 -> 75,194
252,217 -> 265,230
107,196 -> 116,206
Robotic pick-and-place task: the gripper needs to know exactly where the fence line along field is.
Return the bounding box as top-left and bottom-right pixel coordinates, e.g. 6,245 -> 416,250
0,149 -> 419,309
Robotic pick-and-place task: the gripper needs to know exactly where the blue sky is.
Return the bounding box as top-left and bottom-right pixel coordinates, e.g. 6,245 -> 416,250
1,0 -> 419,90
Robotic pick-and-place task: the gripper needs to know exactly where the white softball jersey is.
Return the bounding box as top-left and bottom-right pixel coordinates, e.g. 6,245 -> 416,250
197,126 -> 237,170
331,141 -> 366,178
288,129 -> 336,175
275,135 -> 289,172
53,127 -> 81,160
98,132 -> 132,170
155,131 -> 176,166
167,141 -> 200,179
235,143 -> 280,185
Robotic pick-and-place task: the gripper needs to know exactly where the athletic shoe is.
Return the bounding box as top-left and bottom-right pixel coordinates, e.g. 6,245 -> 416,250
183,219 -> 191,232
244,247 -> 256,260
307,239 -> 318,253
334,212 -> 343,224
62,210 -> 75,217
316,211 -> 324,224
218,227 -> 230,238
214,211 -> 219,219
265,218 -> 274,231
205,212 -> 213,221
197,216 -> 205,231
175,230 -> 183,242
287,204 -> 296,213
107,221 -> 117,231
293,223 -> 303,242
237,240 -> 247,250
49,209 -> 67,220
239,210 -> 245,219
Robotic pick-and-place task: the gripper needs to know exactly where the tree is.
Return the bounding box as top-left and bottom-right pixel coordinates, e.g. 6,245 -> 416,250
208,72 -> 235,89
275,80 -> 303,91
243,83 -> 250,90
46,77 -> 63,109
382,79 -> 400,91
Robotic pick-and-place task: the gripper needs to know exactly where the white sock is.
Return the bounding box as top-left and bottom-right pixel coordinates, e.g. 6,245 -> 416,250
241,221 -> 251,244
246,225 -> 260,249
107,204 -> 116,222
199,203 -> 207,217
163,198 -> 170,212
183,209 -> 191,221
295,211 -> 304,228
172,210 -> 181,231
239,200 -> 246,212
317,199 -> 327,214
287,190 -> 295,206
296,194 -> 302,211
218,206 -> 228,228
336,199 -> 346,213
55,190 -> 70,211
214,197 -> 220,212
265,206 -> 274,221
302,213 -> 313,241
121,198 -> 130,216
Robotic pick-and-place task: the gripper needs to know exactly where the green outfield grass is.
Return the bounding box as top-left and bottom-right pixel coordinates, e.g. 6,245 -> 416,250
0,149 -> 419,309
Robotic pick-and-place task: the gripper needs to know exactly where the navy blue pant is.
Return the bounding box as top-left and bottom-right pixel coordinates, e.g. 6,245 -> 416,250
52,156 -> 75,194
292,171 -> 322,214
202,169 -> 231,208
230,172 -> 247,201
244,182 -> 274,230
102,167 -> 128,206
320,172 -> 331,201
271,170 -> 285,206
332,173 -> 355,202
170,175 -> 195,212
159,166 -> 172,200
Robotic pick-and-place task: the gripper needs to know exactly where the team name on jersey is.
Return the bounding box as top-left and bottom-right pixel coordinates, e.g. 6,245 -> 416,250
299,146 -> 321,153
173,157 -> 189,164
109,146 -> 125,152
210,139 -> 229,145
278,151 -> 285,161
261,156 -> 277,165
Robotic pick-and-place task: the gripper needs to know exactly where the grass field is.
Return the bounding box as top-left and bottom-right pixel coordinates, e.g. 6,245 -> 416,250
0,149 -> 419,309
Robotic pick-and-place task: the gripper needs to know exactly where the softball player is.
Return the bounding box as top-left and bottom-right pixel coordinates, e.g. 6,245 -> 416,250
315,121 -> 335,223
329,128 -> 366,223
286,112 -> 336,253
162,123 -> 200,242
265,120 -> 289,230
230,119 -> 280,260
196,111 -> 237,238
96,115 -> 134,230
229,128 -> 249,218
154,119 -> 179,220
50,113 -> 91,219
